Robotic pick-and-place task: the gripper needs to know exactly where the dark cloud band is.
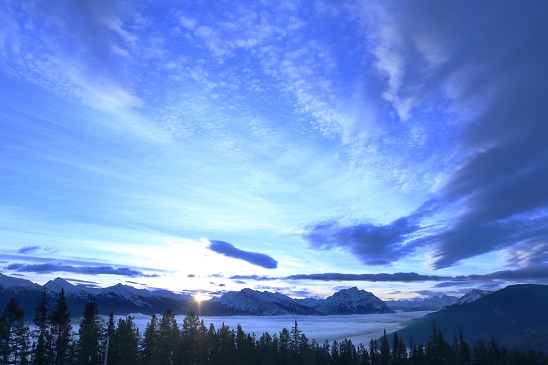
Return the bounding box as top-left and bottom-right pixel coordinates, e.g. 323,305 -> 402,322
230,267 -> 548,283
6,263 -> 159,278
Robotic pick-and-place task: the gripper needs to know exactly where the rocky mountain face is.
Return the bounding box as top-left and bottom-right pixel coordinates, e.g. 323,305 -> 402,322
210,288 -> 322,315
300,287 -> 394,314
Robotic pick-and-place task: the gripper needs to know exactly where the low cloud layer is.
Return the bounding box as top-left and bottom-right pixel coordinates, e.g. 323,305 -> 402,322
6,263 -> 159,278
208,240 -> 278,269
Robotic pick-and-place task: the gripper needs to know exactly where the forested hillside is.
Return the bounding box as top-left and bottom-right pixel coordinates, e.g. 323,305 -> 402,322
392,284 -> 548,351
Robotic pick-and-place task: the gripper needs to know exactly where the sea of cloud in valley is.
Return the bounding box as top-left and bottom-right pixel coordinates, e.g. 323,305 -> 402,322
115,311 -> 431,345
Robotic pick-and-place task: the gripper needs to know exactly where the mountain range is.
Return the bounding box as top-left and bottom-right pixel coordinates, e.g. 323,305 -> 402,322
0,272 -> 490,319
386,295 -> 459,311
0,273 -> 397,318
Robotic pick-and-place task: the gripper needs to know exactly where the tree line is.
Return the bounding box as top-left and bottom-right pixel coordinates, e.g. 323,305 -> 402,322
1,290 -> 546,365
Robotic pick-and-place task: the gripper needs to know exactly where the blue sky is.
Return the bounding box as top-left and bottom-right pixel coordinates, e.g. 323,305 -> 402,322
1,0 -> 547,300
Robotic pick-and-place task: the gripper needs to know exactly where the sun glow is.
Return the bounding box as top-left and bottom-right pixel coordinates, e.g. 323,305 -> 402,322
194,292 -> 209,303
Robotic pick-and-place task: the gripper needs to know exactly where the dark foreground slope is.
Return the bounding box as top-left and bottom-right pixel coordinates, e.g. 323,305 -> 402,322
392,284 -> 548,351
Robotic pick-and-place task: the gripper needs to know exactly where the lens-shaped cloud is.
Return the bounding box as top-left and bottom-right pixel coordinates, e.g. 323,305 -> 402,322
208,240 -> 278,269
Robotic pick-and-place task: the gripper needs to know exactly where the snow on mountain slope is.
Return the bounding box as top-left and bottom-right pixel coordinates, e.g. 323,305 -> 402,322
297,297 -> 322,308
43,279 -> 186,309
387,295 -> 458,311
455,289 -> 493,306
0,272 -> 42,292
150,289 -> 192,301
312,287 -> 394,314
100,283 -> 154,307
211,288 -> 319,315
44,277 -> 99,298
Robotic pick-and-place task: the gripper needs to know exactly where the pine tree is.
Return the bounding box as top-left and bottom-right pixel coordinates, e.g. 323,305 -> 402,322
459,330 -> 471,365
0,297 -> 31,365
278,328 -> 290,365
257,331 -> 276,365
357,343 -> 371,365
339,338 -> 357,365
104,311 -> 115,365
235,324 -> 249,364
196,319 -> 208,365
181,311 -> 201,364
156,310 -> 178,365
217,323 -> 235,365
206,322 -> 219,364
77,301 -> 105,365
109,316 -> 140,365
379,330 -> 391,365
32,290 -> 51,365
51,289 -> 72,365
331,340 -> 340,365
140,314 -> 159,365
319,340 -> 331,365
369,338 -> 379,365
299,332 -> 312,365
391,332 -> 407,365
288,321 -> 303,365
106,311 -> 115,339
0,314 -> 7,365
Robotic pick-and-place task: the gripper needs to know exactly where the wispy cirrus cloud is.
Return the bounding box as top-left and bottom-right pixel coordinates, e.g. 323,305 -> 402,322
207,240 -> 278,269
16,245 -> 41,254
299,0 -> 548,271
15,245 -> 57,255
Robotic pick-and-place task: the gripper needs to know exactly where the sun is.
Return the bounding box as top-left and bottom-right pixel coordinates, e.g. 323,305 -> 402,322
194,292 -> 209,303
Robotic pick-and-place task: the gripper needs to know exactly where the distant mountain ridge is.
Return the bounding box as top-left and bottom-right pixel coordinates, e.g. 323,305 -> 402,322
386,294 -> 459,311
444,288 -> 492,309
0,272 -> 492,319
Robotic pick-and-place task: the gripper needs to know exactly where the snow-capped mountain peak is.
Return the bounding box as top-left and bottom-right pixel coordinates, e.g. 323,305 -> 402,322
0,272 -> 42,291
314,287 -> 394,314
43,277 -> 100,298
44,277 -> 74,292
456,289 -> 492,305
102,283 -> 154,306
211,288 -> 319,315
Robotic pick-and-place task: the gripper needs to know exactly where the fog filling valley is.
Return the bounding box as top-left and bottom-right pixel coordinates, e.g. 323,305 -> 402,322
95,311 -> 431,345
